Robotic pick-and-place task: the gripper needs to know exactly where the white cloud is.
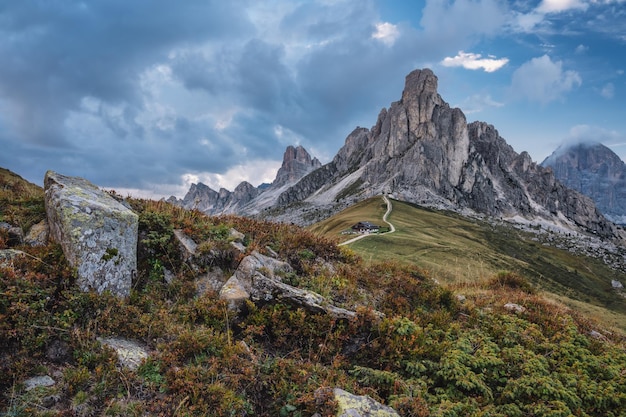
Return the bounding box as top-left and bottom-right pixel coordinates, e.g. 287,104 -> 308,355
514,0 -> 590,32
600,83 -> 615,99
372,22 -> 400,46
441,51 -> 509,72
575,44 -> 589,54
537,0 -> 589,13
510,55 -> 582,103
562,124 -> 625,149
458,94 -> 505,114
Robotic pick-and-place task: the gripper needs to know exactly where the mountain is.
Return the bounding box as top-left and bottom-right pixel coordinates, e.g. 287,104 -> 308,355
173,145 -> 321,215
262,69 -> 621,240
541,142 -> 626,225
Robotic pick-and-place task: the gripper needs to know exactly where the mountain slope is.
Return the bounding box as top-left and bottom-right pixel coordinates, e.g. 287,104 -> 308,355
265,69 -> 621,242
310,197 -> 626,329
542,142 -> 626,224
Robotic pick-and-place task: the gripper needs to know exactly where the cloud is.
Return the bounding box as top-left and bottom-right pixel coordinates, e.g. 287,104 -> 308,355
600,83 -> 615,99
458,94 -> 505,114
510,55 -> 582,104
536,0 -> 589,13
562,125 -> 625,149
575,44 -> 589,54
420,0 -> 506,42
372,22 -> 400,46
513,0 -> 590,32
441,51 -> 509,72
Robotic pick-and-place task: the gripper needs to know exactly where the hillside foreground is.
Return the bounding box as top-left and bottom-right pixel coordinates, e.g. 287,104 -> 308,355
1,169 -> 626,416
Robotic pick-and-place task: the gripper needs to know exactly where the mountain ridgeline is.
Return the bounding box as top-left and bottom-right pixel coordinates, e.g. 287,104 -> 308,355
542,142 -> 626,225
178,68 -> 622,241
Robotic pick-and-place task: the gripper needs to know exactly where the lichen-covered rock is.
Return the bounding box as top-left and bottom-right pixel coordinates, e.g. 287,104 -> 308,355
333,388 -> 400,417
0,249 -> 27,266
98,337 -> 148,370
25,219 -> 49,246
44,171 -> 138,297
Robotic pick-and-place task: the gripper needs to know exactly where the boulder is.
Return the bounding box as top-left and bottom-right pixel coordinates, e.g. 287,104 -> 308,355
0,249 -> 27,266
25,219 -> 49,246
503,302 -> 526,314
220,251 -> 358,320
24,375 -> 56,391
332,388 -> 400,417
98,337 -> 148,370
44,171 -> 138,297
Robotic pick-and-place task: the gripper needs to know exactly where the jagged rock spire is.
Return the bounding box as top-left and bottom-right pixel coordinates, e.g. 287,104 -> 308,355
272,145 -> 322,187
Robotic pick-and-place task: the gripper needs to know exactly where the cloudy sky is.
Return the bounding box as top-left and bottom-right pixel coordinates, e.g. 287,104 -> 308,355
0,0 -> 624,198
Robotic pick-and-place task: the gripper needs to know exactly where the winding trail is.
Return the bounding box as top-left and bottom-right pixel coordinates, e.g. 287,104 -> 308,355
339,195 -> 396,246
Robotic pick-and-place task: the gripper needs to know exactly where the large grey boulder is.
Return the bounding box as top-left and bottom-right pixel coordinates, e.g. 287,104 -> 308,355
44,171 -> 138,297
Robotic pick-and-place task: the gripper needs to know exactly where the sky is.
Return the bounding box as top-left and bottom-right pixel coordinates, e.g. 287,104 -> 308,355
0,0 -> 625,199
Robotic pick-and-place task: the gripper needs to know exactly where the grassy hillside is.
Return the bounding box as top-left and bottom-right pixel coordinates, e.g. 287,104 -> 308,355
310,197 -> 626,330
2,174 -> 626,416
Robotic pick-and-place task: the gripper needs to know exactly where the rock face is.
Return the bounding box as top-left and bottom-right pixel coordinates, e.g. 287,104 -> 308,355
541,142 -> 626,224
44,171 -> 138,297
264,69 -> 619,240
272,145 -> 322,187
174,145 -> 320,215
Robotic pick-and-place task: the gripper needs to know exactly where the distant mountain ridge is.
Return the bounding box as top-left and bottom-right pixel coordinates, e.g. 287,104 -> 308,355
178,68 -> 622,241
541,142 -> 626,225
170,145 -> 321,214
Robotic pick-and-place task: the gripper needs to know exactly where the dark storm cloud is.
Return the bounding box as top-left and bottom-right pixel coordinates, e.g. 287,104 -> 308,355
0,0 -> 252,183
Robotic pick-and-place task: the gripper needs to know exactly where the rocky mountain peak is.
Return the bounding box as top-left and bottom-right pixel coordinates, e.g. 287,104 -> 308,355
267,68 -> 622,241
541,141 -> 626,224
272,145 -> 322,187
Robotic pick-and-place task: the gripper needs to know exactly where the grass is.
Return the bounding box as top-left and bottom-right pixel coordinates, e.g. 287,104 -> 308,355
309,196 -> 626,331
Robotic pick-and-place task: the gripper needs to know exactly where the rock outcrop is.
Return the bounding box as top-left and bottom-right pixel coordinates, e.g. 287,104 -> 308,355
44,171 -> 138,297
541,142 -> 626,224
272,145 -> 322,187
220,251 -> 358,319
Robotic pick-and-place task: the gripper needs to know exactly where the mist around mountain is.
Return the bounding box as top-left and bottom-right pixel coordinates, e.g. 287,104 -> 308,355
542,141 -> 626,225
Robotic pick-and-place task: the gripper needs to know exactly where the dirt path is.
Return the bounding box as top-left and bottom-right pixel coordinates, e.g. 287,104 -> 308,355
339,195 -> 395,246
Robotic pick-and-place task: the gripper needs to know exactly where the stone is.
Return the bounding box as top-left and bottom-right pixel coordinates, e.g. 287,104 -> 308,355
173,229 -> 197,259
98,337 -> 148,370
44,171 -> 138,297
333,388 -> 400,417
0,249 -> 26,266
195,267 -> 227,296
503,303 -> 526,314
229,228 -> 245,242
24,375 -> 55,391
612,279 -> 623,289
24,219 -> 49,246
0,222 -> 24,246
46,339 -> 71,364
219,276 -> 250,311
222,251 -> 359,319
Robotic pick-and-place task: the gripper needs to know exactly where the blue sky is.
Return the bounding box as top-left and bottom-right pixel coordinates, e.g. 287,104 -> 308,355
0,0 -> 624,198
